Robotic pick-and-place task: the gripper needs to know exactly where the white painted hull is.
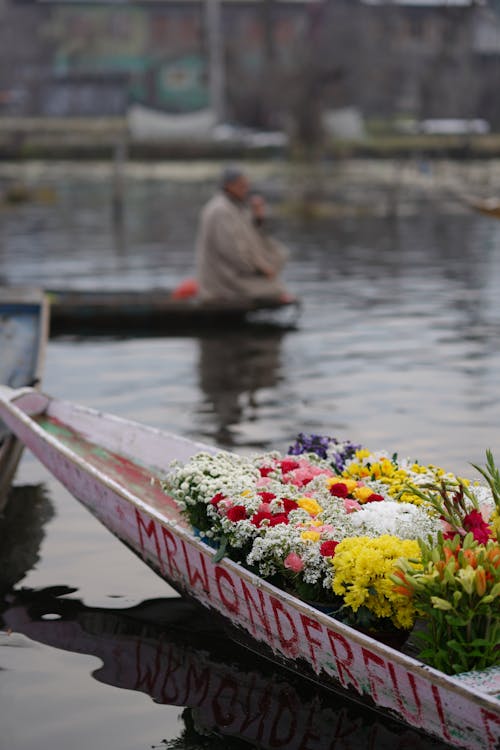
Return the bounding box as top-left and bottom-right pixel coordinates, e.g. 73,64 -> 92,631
0,387 -> 498,750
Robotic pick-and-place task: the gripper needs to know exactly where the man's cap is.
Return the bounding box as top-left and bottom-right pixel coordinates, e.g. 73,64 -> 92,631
220,165 -> 246,187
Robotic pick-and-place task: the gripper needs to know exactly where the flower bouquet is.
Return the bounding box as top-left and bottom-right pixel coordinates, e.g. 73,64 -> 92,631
162,434 -> 500,672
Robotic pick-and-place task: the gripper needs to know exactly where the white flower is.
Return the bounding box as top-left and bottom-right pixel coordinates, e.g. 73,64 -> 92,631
350,501 -> 440,540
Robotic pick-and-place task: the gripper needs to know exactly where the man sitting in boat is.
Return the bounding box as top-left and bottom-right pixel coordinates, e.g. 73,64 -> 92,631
195,166 -> 294,303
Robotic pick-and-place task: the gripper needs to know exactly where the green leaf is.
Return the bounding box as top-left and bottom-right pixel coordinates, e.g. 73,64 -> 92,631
212,536 -> 228,563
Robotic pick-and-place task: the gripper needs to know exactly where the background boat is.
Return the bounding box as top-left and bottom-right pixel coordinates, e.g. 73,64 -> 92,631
462,195 -> 500,219
0,288 -> 49,507
45,287 -> 300,337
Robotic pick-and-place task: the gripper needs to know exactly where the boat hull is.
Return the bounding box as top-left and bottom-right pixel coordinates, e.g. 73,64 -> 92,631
45,288 -> 299,336
0,388 -> 498,750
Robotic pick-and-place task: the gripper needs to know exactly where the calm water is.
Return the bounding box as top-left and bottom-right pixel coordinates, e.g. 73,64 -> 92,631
1,160 -> 500,750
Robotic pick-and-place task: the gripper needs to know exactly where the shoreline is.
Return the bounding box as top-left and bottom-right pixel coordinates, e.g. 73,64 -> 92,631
2,117 -> 500,161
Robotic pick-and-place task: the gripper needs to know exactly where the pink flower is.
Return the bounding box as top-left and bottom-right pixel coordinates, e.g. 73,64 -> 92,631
226,505 -> 247,522
344,497 -> 361,513
284,552 -> 304,573
314,524 -> 335,534
283,467 -> 317,487
256,477 -> 271,487
218,499 -> 234,514
344,498 -> 361,514
440,519 -> 456,538
257,502 -> 273,514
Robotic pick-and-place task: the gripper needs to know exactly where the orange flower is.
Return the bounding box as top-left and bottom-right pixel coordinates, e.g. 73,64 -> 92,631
392,568 -> 413,598
444,546 -> 456,561
434,560 -> 446,578
393,585 -> 413,598
475,567 -> 487,597
462,549 -> 478,569
486,546 -> 500,568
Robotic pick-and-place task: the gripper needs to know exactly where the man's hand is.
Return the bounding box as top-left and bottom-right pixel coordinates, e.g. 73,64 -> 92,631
249,194 -> 267,225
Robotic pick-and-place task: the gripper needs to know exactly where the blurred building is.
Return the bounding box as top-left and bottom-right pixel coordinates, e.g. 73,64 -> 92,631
0,0 -> 499,131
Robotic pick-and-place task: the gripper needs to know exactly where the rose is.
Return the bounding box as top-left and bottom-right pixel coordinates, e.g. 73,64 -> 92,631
251,511 -> 274,527
283,498 -> 298,513
210,492 -> 226,505
284,552 -> 304,573
320,540 -> 339,557
258,491 -> 276,502
280,459 -> 300,473
365,493 -> 384,503
226,505 -> 247,522
329,483 -> 349,498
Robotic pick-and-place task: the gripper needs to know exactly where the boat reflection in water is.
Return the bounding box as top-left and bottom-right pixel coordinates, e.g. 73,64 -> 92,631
1,590 -> 448,750
197,330 -> 286,447
0,484 -> 54,593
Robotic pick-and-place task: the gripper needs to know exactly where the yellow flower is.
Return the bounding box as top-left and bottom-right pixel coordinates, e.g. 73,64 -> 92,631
343,462 -> 370,479
355,449 -> 371,461
331,535 -> 421,630
301,530 -> 321,542
326,476 -> 357,493
297,496 -> 323,516
353,485 -> 375,502
240,489 -> 252,497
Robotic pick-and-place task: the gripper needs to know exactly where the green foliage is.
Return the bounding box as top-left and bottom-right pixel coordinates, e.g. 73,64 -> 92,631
471,449 -> 500,514
394,533 -> 500,674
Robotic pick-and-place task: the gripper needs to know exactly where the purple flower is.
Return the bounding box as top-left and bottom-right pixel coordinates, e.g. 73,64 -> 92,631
287,433 -> 360,472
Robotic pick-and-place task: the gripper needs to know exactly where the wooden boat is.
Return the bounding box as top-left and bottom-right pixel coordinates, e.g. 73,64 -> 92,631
1,589 -> 450,749
45,287 -> 300,337
0,289 -> 49,506
0,385 -> 498,750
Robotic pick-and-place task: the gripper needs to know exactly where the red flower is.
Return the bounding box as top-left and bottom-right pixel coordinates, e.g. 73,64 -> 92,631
365,493 -> 384,503
329,483 -> 349,498
280,459 -> 300,474
259,466 -> 274,477
257,491 -> 276,502
320,540 -> 339,557
251,511 -> 274,527
226,505 -> 247,522
463,509 -> 492,545
269,513 -> 289,526
210,492 -> 226,506
283,498 -> 299,513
